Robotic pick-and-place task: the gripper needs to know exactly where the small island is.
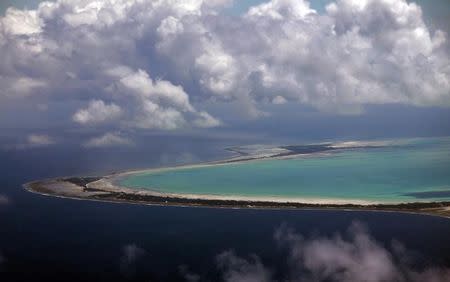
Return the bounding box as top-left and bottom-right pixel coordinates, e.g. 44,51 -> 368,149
23,141 -> 450,219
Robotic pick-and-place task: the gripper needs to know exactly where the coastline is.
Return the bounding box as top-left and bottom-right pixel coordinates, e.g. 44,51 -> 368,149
22,142 -> 450,219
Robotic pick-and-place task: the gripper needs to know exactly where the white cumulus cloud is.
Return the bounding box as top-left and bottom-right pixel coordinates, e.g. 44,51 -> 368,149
0,0 -> 448,141
73,100 -> 122,125
272,95 -> 287,105
84,132 -> 132,148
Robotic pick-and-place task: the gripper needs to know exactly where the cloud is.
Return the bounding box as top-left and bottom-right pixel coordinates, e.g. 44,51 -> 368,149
109,68 -> 223,130
272,95 -> 287,105
1,8 -> 42,35
0,0 -> 225,137
0,195 -> 10,206
27,134 -> 55,146
7,77 -> 47,97
110,68 -> 191,130
119,244 -> 146,279
217,251 -> 272,282
73,100 -> 122,125
213,222 -> 450,282
0,134 -> 56,150
179,265 -> 201,282
193,111 -> 222,128
246,0 -> 316,20
0,0 -> 448,141
83,132 -> 132,148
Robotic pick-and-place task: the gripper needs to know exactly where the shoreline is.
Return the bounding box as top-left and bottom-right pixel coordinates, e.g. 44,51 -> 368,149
22,142 -> 450,219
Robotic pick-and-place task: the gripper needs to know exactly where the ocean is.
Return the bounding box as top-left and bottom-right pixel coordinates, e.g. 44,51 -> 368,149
0,136 -> 449,281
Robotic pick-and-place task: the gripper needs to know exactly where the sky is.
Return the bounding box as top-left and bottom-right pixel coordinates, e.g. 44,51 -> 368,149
0,0 -> 449,150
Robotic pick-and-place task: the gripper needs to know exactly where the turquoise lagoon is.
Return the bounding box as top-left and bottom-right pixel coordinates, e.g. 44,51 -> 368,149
119,138 -> 450,203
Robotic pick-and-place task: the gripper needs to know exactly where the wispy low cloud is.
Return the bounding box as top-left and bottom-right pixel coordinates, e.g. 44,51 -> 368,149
178,265 -> 201,282
26,134 -> 55,146
119,243 -> 146,279
0,195 -> 10,206
83,132 -> 133,148
217,251 -> 272,282
2,134 -> 56,150
214,222 -> 450,282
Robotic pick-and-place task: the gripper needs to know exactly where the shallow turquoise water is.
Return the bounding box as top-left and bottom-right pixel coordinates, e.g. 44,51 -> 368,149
120,138 -> 450,203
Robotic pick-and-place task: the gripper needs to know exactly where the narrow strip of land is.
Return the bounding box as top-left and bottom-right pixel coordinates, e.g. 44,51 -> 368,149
23,142 -> 450,219
24,173 -> 450,219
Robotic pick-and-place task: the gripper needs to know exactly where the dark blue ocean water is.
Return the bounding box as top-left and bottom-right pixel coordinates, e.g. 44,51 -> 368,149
0,137 -> 449,281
